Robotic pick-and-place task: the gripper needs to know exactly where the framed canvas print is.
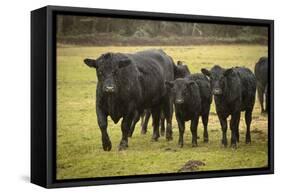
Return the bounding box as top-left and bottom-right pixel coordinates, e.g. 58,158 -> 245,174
31,5 -> 274,188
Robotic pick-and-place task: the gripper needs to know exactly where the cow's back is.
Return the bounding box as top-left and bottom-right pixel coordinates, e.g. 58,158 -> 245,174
255,57 -> 268,87
127,49 -> 175,107
130,49 -> 174,80
235,67 -> 256,110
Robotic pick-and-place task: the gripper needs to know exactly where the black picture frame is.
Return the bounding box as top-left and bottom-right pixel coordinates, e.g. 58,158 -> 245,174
31,5 -> 274,188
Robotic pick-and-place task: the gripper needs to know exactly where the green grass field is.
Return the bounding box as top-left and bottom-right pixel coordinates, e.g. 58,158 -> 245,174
57,44 -> 268,180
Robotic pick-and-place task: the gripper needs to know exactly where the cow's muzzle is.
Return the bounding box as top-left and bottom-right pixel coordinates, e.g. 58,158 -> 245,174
104,85 -> 116,93
175,98 -> 184,104
212,88 -> 222,95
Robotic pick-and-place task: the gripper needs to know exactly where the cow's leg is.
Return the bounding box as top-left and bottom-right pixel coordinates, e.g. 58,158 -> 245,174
163,98 -> 173,141
128,111 -> 140,138
177,118 -> 185,148
265,84 -> 268,113
245,110 -> 252,144
160,111 -> 165,137
218,115 -> 228,147
97,108 -> 111,151
257,85 -> 265,113
141,110 -> 151,135
119,114 -> 134,151
236,114 -> 240,143
151,107 -> 161,141
190,116 -> 199,147
230,112 -> 240,149
201,114 -> 209,143
140,112 -> 144,127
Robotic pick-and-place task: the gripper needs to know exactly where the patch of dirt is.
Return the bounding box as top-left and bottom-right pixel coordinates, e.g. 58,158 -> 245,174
164,147 -> 177,152
178,160 -> 206,172
252,128 -> 264,134
58,163 -> 73,169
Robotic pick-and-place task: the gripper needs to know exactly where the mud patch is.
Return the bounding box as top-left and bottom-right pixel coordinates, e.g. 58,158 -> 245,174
57,163 -> 73,170
164,147 -> 177,152
178,160 -> 206,172
251,128 -> 267,141
252,128 -> 264,134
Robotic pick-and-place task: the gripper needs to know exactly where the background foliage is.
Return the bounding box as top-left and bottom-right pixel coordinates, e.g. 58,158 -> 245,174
57,15 -> 268,46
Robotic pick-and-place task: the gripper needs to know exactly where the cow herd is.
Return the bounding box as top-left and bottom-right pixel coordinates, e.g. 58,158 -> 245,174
84,49 -> 268,151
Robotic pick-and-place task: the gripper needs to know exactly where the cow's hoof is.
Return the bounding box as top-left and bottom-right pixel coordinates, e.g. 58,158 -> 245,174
151,137 -> 159,142
118,141 -> 128,151
152,134 -> 160,141
203,138 -> 209,143
221,140 -> 227,148
221,144 -> 227,148
102,141 -> 112,151
141,130 -> 147,135
246,139 -> 251,144
178,142 -> 183,148
160,131 -> 165,137
118,145 -> 128,151
192,142 -> 198,147
246,134 -> 251,144
166,136 -> 173,141
230,143 -> 237,149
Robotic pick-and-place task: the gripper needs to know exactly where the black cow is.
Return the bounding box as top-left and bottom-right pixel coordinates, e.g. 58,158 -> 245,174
131,61 -> 191,137
165,74 -> 212,147
254,57 -> 268,113
175,61 -> 191,78
84,49 -> 174,151
201,65 -> 256,148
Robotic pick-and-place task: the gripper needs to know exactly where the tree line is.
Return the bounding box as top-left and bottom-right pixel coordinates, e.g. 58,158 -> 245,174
57,15 -> 268,45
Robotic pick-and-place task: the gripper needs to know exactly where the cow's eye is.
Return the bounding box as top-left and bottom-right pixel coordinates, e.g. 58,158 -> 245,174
97,70 -> 103,77
112,69 -> 118,75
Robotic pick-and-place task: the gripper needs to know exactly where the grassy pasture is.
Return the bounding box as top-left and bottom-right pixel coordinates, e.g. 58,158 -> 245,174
57,45 -> 268,180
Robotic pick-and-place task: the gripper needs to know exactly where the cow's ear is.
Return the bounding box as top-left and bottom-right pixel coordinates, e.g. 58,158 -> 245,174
177,61 -> 183,65
187,80 -> 196,85
165,81 -> 174,88
186,80 -> 196,87
118,59 -> 131,69
201,68 -> 211,77
224,68 -> 234,77
84,58 -> 97,68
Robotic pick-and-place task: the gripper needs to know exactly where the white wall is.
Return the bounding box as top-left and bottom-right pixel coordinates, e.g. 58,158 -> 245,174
0,0 -> 279,193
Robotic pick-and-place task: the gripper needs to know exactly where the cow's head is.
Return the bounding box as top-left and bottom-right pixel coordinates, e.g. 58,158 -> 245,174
201,65 -> 234,96
174,61 -> 190,79
84,53 -> 131,93
165,78 -> 196,105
